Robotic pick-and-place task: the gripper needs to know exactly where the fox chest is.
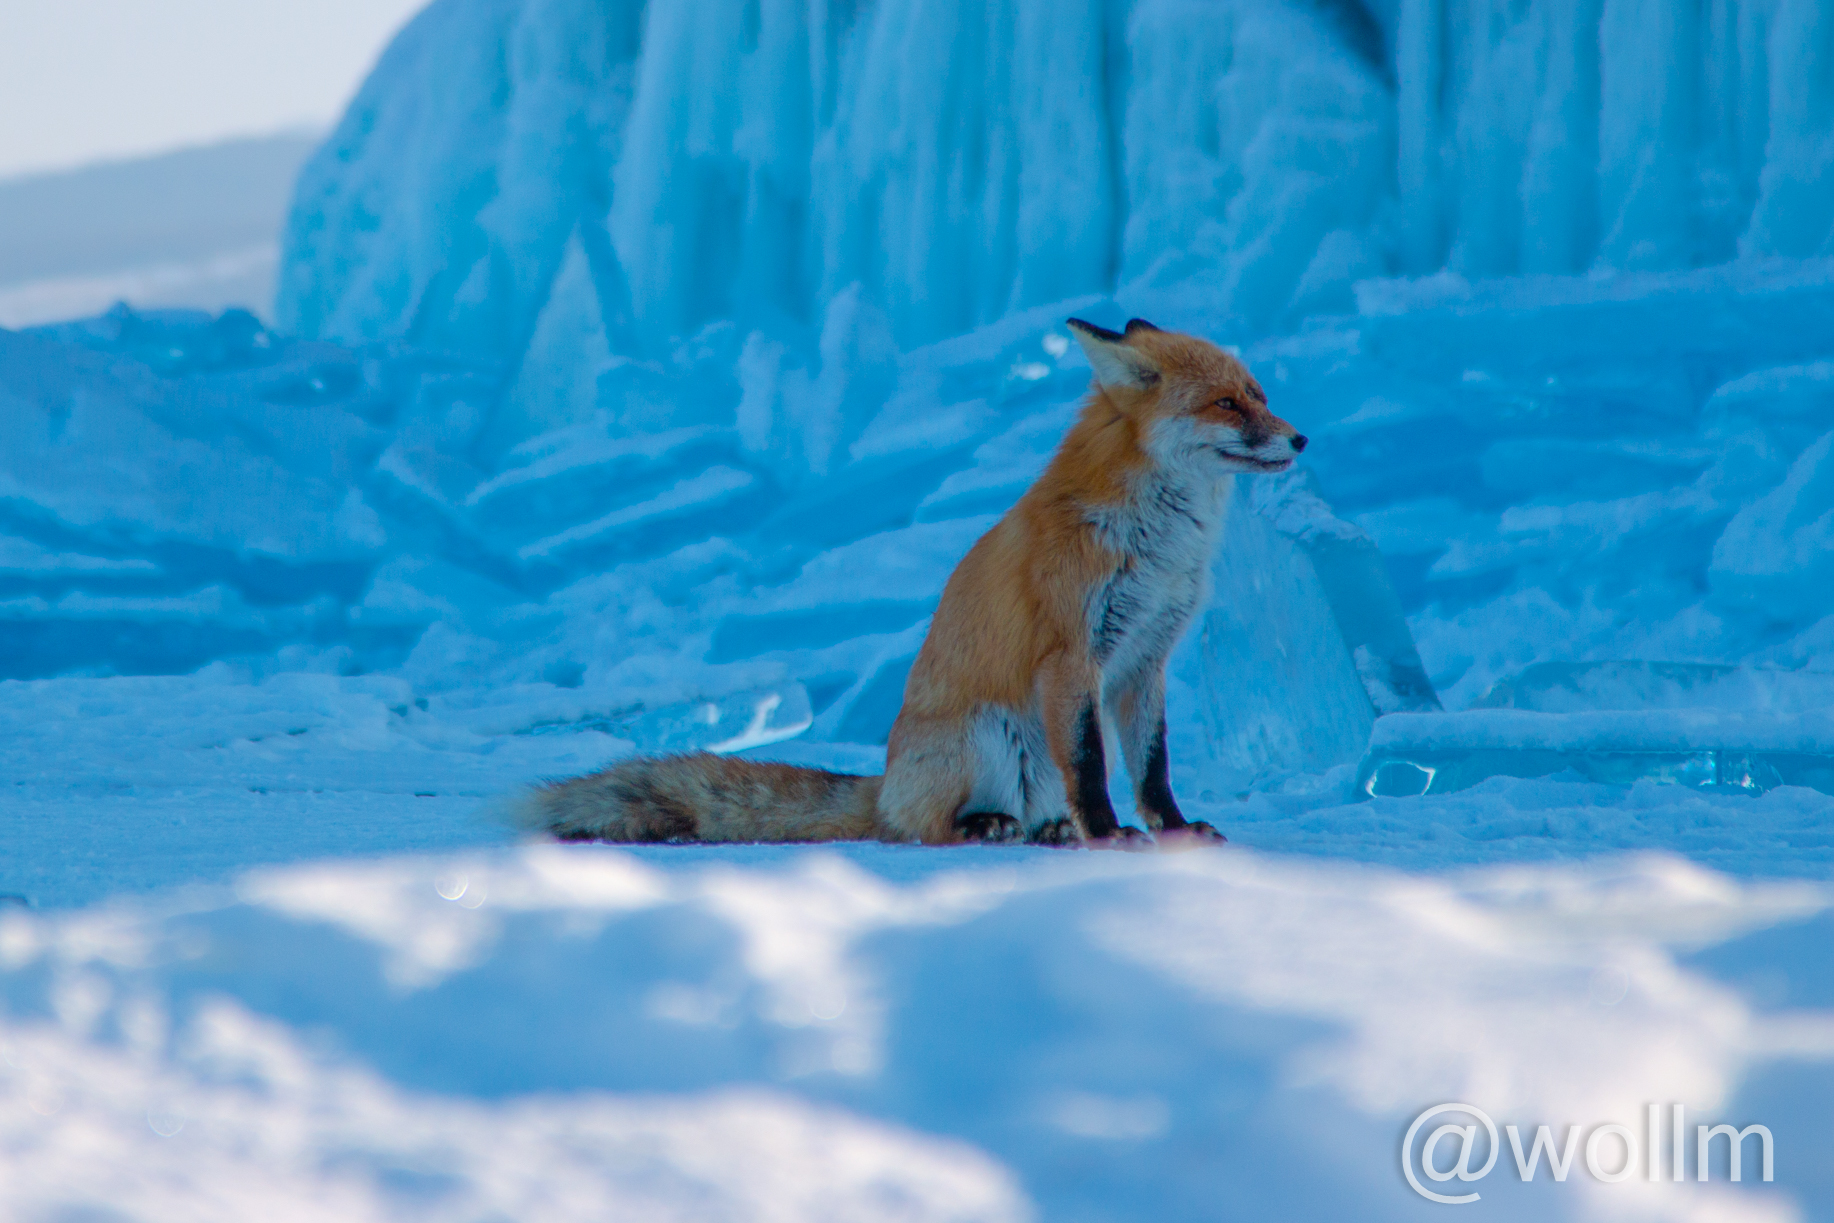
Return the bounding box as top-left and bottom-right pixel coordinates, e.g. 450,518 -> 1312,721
1085,485 -> 1222,681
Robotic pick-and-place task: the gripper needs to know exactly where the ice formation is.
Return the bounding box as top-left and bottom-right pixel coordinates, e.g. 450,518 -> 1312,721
255,2 -> 1834,811
280,0 -> 1834,458
2,297 -> 1413,812
16,252 -> 1834,831
257,1 -> 1834,811
278,0 -> 1384,364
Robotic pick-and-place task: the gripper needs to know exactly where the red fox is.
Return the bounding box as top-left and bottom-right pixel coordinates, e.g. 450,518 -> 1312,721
528,318 -> 1306,847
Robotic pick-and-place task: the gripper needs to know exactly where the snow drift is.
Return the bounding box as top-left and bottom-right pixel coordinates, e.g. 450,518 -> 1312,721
4,843 -> 1832,1221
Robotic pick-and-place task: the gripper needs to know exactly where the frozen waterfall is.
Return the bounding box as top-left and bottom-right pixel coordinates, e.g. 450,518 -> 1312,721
281,0 -> 1834,456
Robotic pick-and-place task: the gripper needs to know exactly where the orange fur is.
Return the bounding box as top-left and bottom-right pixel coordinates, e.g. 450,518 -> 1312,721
524,318 -> 1304,849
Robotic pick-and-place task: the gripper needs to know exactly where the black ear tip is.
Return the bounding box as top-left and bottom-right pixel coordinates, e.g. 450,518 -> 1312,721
1123,318 -> 1161,334
1066,317 -> 1126,343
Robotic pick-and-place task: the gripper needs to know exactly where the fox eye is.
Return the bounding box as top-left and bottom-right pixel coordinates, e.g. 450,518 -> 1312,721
1213,396 -> 1240,412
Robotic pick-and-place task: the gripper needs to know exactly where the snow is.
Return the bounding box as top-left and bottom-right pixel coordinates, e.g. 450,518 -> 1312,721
8,0 -> 1834,1215
3,846 -> 1832,1220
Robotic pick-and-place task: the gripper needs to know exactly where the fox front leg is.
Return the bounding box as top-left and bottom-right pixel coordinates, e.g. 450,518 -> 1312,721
1037,652 -> 1151,849
1112,668 -> 1225,847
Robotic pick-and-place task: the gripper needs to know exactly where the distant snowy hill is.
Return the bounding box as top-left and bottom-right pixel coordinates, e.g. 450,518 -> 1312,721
0,133 -> 318,327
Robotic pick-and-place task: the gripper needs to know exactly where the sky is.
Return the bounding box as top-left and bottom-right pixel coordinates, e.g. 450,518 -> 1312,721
0,0 -> 430,181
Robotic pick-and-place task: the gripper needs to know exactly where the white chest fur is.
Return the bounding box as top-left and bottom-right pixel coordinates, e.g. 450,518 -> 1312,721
1085,470 -> 1231,684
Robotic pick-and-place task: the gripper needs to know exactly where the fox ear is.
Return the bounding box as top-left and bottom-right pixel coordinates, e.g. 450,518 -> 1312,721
1066,318 -> 1161,390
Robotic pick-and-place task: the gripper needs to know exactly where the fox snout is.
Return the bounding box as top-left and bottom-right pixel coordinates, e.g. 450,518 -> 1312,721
1212,409 -> 1306,472
1271,430 -> 1309,459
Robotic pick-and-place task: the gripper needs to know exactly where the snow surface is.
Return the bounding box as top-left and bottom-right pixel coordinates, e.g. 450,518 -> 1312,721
5,845 -> 1833,1221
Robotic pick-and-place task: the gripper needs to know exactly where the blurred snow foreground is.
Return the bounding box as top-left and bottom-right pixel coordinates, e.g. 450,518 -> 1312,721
4,845 -> 1834,1221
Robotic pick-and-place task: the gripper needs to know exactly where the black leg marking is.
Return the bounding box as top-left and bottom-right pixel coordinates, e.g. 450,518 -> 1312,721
1072,703 -> 1122,839
1138,718 -> 1188,831
955,811 -> 1022,844
1139,728 -> 1229,846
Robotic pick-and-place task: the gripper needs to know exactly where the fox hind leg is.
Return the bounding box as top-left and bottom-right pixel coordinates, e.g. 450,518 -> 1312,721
944,706 -> 1032,844
1026,816 -> 1082,846
979,706 -> 1084,846
955,811 -> 1022,842
882,709 -> 1045,845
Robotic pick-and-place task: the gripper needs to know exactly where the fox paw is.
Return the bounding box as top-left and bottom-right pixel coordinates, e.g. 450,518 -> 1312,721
1156,820 -> 1227,850
1026,818 -> 1084,847
1088,825 -> 1155,851
955,811 -> 1023,844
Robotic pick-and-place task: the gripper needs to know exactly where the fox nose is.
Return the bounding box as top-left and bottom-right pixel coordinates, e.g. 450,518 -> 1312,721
1291,434 -> 1308,452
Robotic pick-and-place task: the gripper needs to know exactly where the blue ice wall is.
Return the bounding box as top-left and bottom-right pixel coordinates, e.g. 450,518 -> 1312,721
280,0 -> 1834,389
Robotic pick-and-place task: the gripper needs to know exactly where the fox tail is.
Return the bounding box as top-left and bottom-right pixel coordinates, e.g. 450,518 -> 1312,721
520,752 -> 885,844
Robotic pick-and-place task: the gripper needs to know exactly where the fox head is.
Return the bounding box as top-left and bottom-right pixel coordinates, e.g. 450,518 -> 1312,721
1066,317 -> 1306,474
